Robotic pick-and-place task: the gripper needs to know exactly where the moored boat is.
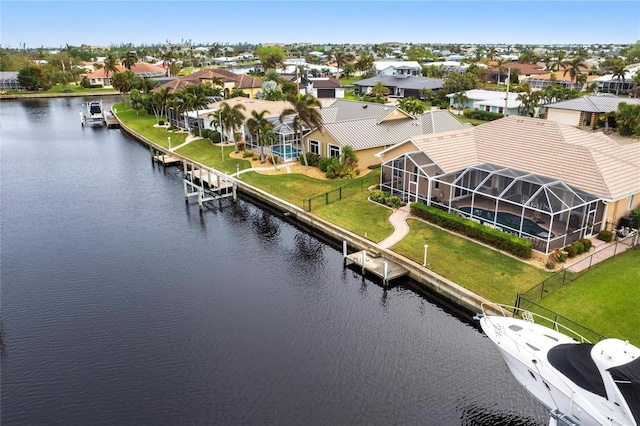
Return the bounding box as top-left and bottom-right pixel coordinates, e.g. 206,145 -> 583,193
476,303 -> 639,426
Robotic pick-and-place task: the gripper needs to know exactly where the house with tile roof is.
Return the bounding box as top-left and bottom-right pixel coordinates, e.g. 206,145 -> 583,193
302,99 -> 471,169
445,89 -> 523,116
86,62 -> 166,87
376,115 -> 640,254
545,94 -> 640,128
152,67 -> 263,99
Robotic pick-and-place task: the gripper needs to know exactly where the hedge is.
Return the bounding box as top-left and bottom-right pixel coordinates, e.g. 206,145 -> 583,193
463,109 -> 504,121
410,203 -> 532,259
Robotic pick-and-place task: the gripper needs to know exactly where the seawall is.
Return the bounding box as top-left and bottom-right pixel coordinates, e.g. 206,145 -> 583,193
116,115 -> 495,317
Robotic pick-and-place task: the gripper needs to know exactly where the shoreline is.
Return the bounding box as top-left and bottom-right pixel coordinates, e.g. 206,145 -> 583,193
0,91 -> 119,100
115,110 -> 494,317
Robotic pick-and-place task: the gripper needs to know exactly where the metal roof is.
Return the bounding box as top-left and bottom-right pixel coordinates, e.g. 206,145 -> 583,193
353,75 -> 443,91
545,95 -> 640,113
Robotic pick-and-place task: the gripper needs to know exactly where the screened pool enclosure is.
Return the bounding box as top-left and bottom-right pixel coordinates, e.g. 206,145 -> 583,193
381,155 -> 603,254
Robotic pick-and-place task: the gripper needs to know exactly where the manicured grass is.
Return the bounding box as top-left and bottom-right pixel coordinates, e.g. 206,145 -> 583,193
535,247 -> 640,345
339,76 -> 362,86
6,84 -> 118,95
457,116 -> 487,126
114,105 -> 187,149
176,139 -> 250,174
240,171 -> 367,207
312,191 -> 394,243
392,218 -> 553,305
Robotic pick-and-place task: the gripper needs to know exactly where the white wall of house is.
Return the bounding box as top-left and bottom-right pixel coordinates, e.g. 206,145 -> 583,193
546,109 -> 581,126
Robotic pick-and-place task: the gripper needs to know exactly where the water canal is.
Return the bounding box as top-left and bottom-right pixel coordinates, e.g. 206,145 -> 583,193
0,97 -> 547,425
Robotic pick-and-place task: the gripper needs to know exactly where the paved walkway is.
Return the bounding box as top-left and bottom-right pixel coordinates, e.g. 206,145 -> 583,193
378,205 -> 411,249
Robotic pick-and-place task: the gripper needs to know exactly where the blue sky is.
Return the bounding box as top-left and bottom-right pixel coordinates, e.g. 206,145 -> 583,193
1,1 -> 639,48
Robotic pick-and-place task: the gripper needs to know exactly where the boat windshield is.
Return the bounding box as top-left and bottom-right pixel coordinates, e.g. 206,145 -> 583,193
609,357 -> 640,423
547,343 -> 607,398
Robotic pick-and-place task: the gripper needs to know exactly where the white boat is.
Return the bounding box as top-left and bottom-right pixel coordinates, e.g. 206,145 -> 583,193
80,100 -> 106,127
476,303 -> 639,426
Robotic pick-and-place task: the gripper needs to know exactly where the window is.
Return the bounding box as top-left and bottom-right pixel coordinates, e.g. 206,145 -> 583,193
498,107 -> 504,114
485,106 -> 490,112
309,140 -> 320,155
328,145 -> 340,158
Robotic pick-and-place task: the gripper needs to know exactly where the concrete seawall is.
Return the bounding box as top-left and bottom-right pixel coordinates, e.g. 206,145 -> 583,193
116,114 -> 494,317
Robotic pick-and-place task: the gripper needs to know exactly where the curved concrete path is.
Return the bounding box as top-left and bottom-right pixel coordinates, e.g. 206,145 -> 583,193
378,205 -> 411,249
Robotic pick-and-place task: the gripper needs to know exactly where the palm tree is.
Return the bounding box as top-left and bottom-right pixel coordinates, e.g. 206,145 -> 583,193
495,58 -> 507,84
561,57 -> 587,84
279,93 -> 323,169
187,92 -> 210,135
102,54 -> 120,87
259,123 -> 277,167
610,63 -> 627,95
370,81 -> 390,97
161,50 -> 176,77
121,51 -> 138,70
452,91 -> 469,112
246,109 -> 271,162
218,102 -> 246,153
550,49 -> 566,73
419,87 -> 433,101
631,72 -> 640,98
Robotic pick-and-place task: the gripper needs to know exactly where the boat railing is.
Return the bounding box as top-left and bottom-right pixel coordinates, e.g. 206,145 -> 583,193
480,302 -> 593,343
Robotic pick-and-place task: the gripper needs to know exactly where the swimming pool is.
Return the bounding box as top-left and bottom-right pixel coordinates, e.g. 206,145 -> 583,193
271,145 -> 300,161
460,207 -> 554,238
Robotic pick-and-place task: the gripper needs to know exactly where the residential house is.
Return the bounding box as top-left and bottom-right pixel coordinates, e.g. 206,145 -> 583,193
593,64 -> 639,95
303,77 -> 344,99
377,115 -> 640,254
302,99 -> 472,169
544,94 -> 640,128
353,75 -> 443,99
152,67 -> 263,99
85,62 -> 166,87
373,60 -> 422,77
446,89 -> 522,116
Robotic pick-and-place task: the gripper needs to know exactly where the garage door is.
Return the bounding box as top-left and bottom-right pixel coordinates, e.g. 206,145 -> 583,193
547,109 -> 580,126
317,89 -> 334,98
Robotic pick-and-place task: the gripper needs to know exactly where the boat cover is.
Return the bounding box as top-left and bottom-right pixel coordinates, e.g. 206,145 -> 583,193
547,343 -> 607,398
609,357 -> 640,423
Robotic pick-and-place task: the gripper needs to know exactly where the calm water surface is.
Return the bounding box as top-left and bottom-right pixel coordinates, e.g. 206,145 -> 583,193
0,97 -> 547,425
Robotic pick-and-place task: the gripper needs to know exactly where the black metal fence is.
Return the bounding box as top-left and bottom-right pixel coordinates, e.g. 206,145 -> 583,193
518,233 -> 639,304
303,180 -> 367,211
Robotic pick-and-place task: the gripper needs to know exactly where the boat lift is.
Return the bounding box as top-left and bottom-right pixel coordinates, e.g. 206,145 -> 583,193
80,100 -> 106,127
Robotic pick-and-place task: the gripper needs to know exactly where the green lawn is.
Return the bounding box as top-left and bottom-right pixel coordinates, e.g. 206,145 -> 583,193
176,139 -> 250,174
114,105 -> 188,149
392,218 -> 553,305
312,191 -> 394,243
5,84 -> 118,95
535,247 -> 640,345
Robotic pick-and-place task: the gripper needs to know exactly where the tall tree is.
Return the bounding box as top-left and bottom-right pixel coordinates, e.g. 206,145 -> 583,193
279,93 -> 323,169
255,45 -> 285,71
102,54 -> 120,86
562,56 -> 587,84
246,109 -> 271,163
452,91 -> 469,112
121,51 -> 138,70
218,102 -> 247,152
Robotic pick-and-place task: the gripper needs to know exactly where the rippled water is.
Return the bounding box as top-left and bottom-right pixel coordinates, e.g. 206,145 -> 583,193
0,97 -> 546,425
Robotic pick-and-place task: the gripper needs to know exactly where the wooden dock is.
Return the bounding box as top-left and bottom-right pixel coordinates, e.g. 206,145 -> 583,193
186,169 -> 234,191
345,249 -> 408,284
154,153 -> 182,166
105,114 -> 119,128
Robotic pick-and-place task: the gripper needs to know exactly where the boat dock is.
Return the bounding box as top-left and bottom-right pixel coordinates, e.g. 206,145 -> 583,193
105,114 -> 119,128
343,242 -> 408,285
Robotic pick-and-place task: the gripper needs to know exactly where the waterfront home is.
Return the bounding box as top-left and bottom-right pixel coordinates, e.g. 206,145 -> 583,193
302,100 -> 471,169
376,115 -> 640,254
152,68 -> 263,99
86,62 -> 166,87
353,75 -> 443,99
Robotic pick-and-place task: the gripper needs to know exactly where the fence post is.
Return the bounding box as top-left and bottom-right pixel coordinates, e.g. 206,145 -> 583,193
515,293 -> 520,310
540,281 -> 544,299
326,192 -> 329,205
339,187 -> 342,200
563,269 -> 567,286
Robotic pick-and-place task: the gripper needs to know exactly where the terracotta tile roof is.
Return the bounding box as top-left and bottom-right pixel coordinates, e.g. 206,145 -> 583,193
86,62 -> 165,78
410,116 -> 640,200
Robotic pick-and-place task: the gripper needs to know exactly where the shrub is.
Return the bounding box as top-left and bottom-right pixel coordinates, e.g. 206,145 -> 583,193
553,249 -> 568,263
385,195 -> 403,208
565,245 -> 576,258
573,241 -> 585,255
318,157 -> 333,172
242,151 -> 253,158
597,230 -> 613,242
61,87 -> 74,93
302,152 -> 320,167
369,189 -> 387,204
579,238 -> 593,252
410,203 -> 532,258
463,109 -> 504,121
236,141 -> 245,151
80,76 -> 91,89
267,154 -> 279,165
325,170 -> 336,179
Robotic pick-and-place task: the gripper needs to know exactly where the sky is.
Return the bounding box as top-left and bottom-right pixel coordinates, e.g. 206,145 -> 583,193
1,1 -> 639,49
